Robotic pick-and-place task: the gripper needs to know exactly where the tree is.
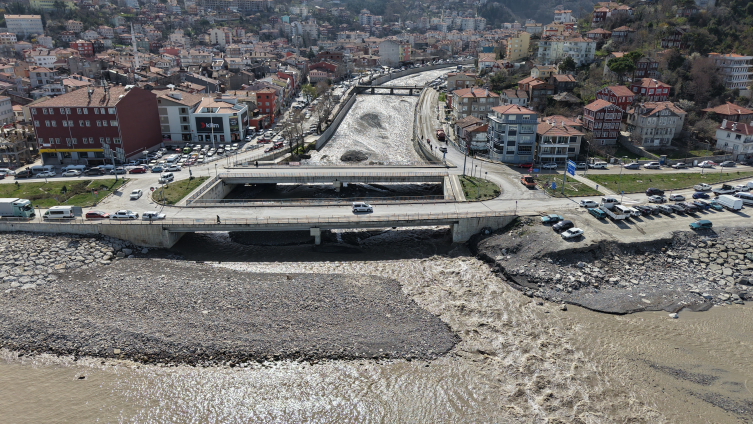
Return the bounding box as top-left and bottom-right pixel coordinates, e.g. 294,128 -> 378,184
301,83 -> 316,100
607,56 -> 636,82
558,56 -> 576,73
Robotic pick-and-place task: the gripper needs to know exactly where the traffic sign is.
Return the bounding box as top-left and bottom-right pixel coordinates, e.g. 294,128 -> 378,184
551,182 -> 556,190
566,159 -> 576,176
150,187 -> 155,192
532,168 -> 540,173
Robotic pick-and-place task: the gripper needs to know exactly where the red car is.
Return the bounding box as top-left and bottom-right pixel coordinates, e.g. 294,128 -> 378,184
518,163 -> 533,169
257,138 -> 272,144
128,167 -> 147,174
85,210 -> 110,219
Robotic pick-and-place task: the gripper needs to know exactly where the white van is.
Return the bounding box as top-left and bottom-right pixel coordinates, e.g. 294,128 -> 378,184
591,162 -> 609,169
352,202 -> 373,213
30,165 -> 55,174
62,164 -> 86,172
717,194 -> 743,211
43,206 -> 75,220
158,172 -> 174,183
746,180 -> 753,190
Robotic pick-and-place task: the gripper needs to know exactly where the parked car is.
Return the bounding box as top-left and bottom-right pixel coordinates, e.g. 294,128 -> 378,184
130,189 -> 142,200
84,168 -> 105,176
636,205 -> 658,215
110,167 -> 126,175
552,220 -> 574,233
693,200 -> 710,210
561,228 -> 584,239
142,211 -> 166,220
623,162 -> 641,169
672,163 -> 689,169
151,166 -> 164,173
693,183 -> 712,191
542,163 -> 558,169
36,171 -> 55,178
708,200 -> 724,211
656,205 -> 674,215
541,214 -> 564,224
352,202 -> 373,213
692,192 -> 710,199
588,207 -> 607,219
128,167 -> 147,174
690,220 -> 713,230
575,162 -> 587,169
85,210 -> 110,219
111,210 -> 139,220
669,204 -> 687,214
734,185 -> 750,192
14,169 -> 33,178
166,165 -> 181,172
644,162 -> 662,169
668,194 -> 685,201
680,202 -> 699,213
648,195 -> 666,203
720,161 -> 736,167
646,188 -> 665,196
518,163 -> 533,169
62,170 -> 81,177
579,200 -> 599,208
698,161 -> 714,168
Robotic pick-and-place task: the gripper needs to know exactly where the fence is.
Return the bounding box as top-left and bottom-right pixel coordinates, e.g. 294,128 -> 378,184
189,195 -> 453,207
184,174 -> 220,203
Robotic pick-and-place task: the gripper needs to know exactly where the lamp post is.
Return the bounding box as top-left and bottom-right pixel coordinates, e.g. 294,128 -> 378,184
583,140 -> 590,176
618,156 -> 627,195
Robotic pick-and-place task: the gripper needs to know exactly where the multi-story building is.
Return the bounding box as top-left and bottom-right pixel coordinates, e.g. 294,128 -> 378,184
548,74 -> 577,94
595,85 -> 634,112
660,27 -> 688,49
505,31 -> 530,62
702,102 -> 753,122
634,57 -> 659,79
536,117 -> 584,164
191,95 -> 249,143
530,65 -> 558,80
69,40 -> 94,57
209,28 -> 232,48
487,104 -> 538,163
0,32 -> 17,45
611,26 -> 635,43
29,66 -> 57,88
582,99 -> 623,145
29,0 -> 75,10
154,90 -> 204,142
625,101 -> 686,148
446,72 -> 477,90
708,53 -> 752,90
97,25 -> 114,39
27,49 -> 57,67
527,80 -> 555,107
4,15 -> 44,37
554,9 -> 575,23
585,28 -> 611,40
65,20 -> 83,33
451,87 -> 500,121
254,88 -> 277,128
378,39 -> 409,66
501,89 -> 528,106
0,96 -> 14,125
37,35 -> 53,48
591,2 -> 633,26
30,86 -> 162,165
537,34 -> 596,67
629,78 -> 670,102
715,119 -> 753,161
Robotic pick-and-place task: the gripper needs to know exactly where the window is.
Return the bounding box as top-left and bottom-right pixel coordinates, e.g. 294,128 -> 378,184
67,120 -> 73,126
66,108 -> 71,114
79,120 -> 84,126
85,121 -> 90,127
113,138 -> 120,144
77,108 -> 82,114
108,108 -> 116,114
45,120 -> 50,127
94,108 -> 99,114
96,120 -> 101,127
38,138 -> 44,143
102,120 -> 108,126
42,108 -> 48,114
110,120 -> 117,126
83,109 -> 88,114
32,109 -> 37,115
99,137 -> 104,143
51,121 -> 56,127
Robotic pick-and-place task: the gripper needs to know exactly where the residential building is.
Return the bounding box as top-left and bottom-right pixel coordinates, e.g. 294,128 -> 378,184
530,65 -> 558,80
708,53 -> 752,90
582,99 -> 623,145
527,80 -> 555,107
0,32 -> 18,45
595,85 -> 634,112
254,88 -> 277,127
378,39 -> 409,66
30,86 -> 162,165
625,101 -> 687,148
702,102 -> 753,122
537,34 -> 597,67
501,89 -> 528,106
446,72 -> 477,90
611,26 -> 635,43
478,53 -> 497,70
29,0 -> 75,10
486,104 -> 538,163
629,78 -> 670,102
524,23 -> 543,36
715,119 -> 753,161
29,66 -> 57,88
661,27 -> 688,49
554,9 -> 575,23
451,86 -> 500,121
191,95 -> 249,143
0,96 -> 13,124
4,15 -> 44,37
505,31 -> 530,62
536,117 -> 584,164
592,2 -> 634,25
585,28 -> 611,41
66,20 -> 84,33
634,57 -> 659,79
548,74 -> 577,94
454,115 -> 488,153
69,40 -> 94,57
154,90 -> 204,142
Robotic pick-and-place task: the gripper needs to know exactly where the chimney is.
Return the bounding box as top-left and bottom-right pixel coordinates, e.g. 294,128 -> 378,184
722,119 -> 728,128
733,122 -> 737,131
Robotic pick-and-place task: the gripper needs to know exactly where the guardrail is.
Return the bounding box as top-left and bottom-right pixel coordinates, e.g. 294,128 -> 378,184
184,174 -> 220,203
217,171 -> 449,178
190,195 -> 453,207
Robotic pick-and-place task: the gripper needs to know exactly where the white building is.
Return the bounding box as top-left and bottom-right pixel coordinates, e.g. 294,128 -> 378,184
708,53 -> 752,91
28,50 -> 57,67
191,95 -> 249,143
0,96 -> 14,124
4,15 -> 44,38
537,35 -> 596,67
715,119 -> 753,161
209,28 -> 229,48
36,35 -> 53,48
155,90 -> 204,142
554,9 -> 576,23
487,104 -> 538,164
80,30 -> 99,41
379,40 -> 400,67
0,32 -> 17,45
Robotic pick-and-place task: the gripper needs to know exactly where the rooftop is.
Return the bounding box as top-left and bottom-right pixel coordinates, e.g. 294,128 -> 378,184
491,104 -> 537,115
32,85 -> 131,108
702,102 -> 753,116
453,86 -> 499,98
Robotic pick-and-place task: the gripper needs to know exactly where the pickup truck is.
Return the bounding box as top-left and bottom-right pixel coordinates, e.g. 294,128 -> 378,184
693,183 -> 712,191
712,184 -> 736,196
520,176 -> 536,188
600,202 -> 627,220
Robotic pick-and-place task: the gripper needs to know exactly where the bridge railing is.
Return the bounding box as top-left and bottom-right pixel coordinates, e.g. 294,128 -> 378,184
189,195 -> 453,207
217,171 -> 450,178
184,174 -> 220,203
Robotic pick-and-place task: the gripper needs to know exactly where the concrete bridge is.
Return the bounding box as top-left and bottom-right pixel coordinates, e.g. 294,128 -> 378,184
355,85 -> 424,95
0,213 -> 516,248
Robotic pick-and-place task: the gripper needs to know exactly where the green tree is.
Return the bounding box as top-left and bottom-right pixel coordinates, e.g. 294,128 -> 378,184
607,56 -> 636,82
558,56 -> 576,73
301,83 -> 317,100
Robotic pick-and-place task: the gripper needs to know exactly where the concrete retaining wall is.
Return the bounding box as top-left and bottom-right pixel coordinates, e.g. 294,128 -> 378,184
451,215 -> 516,242
187,178 -> 236,205
316,92 -> 358,150
413,88 -> 444,163
0,222 -> 183,248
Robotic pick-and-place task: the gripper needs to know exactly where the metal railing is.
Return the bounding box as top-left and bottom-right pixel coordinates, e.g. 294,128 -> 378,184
189,195 -> 453,207
217,171 -> 449,178
184,174 -> 220,203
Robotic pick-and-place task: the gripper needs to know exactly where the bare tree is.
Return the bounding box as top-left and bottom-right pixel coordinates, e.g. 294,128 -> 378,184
314,91 -> 336,131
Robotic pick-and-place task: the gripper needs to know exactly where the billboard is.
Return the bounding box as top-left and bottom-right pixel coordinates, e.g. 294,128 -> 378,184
195,117 -> 224,133
229,117 -> 239,132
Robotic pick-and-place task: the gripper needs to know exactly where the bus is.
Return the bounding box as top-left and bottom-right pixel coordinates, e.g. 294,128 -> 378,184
734,192 -> 753,205
164,154 -> 180,164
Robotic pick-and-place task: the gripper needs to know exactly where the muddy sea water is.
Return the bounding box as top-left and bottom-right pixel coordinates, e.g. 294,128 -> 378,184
305,69 -> 450,165
1,229 -> 751,423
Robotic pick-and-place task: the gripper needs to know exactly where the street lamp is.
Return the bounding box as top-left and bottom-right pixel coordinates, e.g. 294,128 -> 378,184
618,156 -> 627,196
583,140 -> 590,176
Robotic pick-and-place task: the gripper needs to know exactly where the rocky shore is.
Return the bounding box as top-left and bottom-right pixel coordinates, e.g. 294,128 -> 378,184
0,256 -> 457,366
475,220 -> 753,314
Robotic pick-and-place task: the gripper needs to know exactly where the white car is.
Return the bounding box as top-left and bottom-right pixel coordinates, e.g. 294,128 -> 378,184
735,185 -> 750,192
668,194 -> 685,201
561,228 -> 584,239
166,165 -> 181,172
142,211 -> 166,220
542,163 -> 558,169
352,202 -> 373,213
36,171 -> 56,178
111,210 -> 139,220
130,189 -> 142,200
698,161 -> 714,168
579,200 -> 599,208
62,170 -> 81,177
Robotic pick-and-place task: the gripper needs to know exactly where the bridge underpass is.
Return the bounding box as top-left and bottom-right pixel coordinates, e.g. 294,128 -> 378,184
355,85 -> 424,95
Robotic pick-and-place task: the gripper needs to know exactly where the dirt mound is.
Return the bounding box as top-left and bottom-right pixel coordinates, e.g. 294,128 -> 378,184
340,150 -> 370,162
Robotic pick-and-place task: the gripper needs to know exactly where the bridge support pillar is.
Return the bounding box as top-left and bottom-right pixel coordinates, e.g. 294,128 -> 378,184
310,227 -> 321,245
390,88 -> 394,95
333,180 -> 342,192
370,87 -> 374,94
409,88 -> 413,95
451,216 -> 518,243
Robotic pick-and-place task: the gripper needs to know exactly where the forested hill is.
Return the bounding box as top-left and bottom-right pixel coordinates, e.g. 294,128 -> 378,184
479,0 -> 599,26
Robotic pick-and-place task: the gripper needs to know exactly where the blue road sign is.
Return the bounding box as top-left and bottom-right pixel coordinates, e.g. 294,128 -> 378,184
567,165 -> 575,176
551,182 -> 556,190
532,168 -> 540,173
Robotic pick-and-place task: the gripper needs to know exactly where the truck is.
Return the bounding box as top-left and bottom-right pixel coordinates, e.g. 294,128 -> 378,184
712,184 -> 736,196
693,183 -> 712,191
436,128 -> 446,141
599,199 -> 627,220
0,198 -> 35,219
521,175 -> 536,188
716,194 -> 743,211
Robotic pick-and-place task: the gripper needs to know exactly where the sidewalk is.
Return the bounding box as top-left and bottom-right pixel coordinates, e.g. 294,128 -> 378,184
569,172 -> 616,195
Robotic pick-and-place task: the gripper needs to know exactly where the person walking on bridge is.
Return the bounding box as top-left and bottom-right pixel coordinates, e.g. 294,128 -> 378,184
216,215 -> 221,224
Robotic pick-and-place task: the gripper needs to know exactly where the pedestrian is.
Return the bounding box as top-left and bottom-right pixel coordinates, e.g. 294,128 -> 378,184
255,161 -> 258,168
216,215 -> 221,224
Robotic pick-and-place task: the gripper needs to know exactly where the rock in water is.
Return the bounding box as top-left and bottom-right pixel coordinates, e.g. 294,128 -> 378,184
669,313 -> 679,319
340,150 -> 369,162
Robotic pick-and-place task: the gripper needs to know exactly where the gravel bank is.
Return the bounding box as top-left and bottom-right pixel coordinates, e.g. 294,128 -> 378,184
0,259 -> 457,365
474,219 -> 753,314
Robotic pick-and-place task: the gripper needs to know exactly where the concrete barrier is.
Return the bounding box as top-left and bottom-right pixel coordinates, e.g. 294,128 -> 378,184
451,216 -> 516,242
316,92 -> 358,150
0,221 -> 184,248
186,178 -> 236,206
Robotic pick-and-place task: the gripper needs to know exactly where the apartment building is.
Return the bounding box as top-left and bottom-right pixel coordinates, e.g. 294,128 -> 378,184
154,90 -> 204,142
486,104 -> 538,163
65,20 -> 83,33
0,96 -> 14,125
715,119 -> 753,161
505,31 -> 530,62
708,53 -> 752,90
582,99 -> 623,145
446,72 -> 477,90
537,34 -> 596,66
554,9 -> 575,23
451,87 -> 500,121
611,26 -> 636,43
536,117 -> 584,164
625,101 -> 687,148
629,78 -> 670,102
634,57 -> 659,79
4,15 -> 44,37
595,85 -> 634,112
0,32 -> 17,45
702,102 -> 753,122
